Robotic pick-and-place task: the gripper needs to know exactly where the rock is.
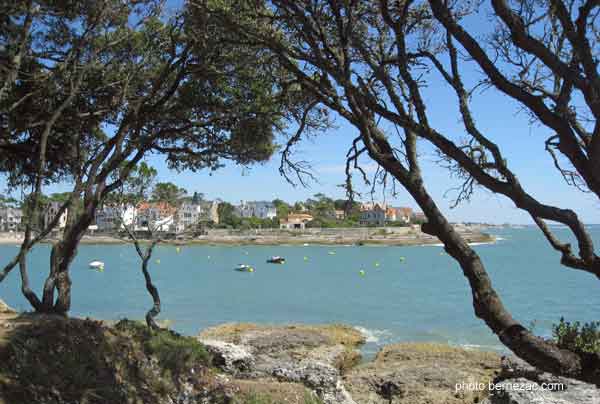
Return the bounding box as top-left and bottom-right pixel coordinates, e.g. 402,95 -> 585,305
198,323 -> 364,404
343,343 -> 501,404
483,355 -> 600,404
198,339 -> 255,374
0,298 -> 15,314
273,362 -> 356,404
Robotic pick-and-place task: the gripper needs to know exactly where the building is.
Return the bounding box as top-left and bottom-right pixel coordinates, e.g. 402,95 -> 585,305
44,201 -> 68,230
359,202 -> 387,226
235,201 -> 277,219
279,213 -> 314,230
175,200 -> 219,232
136,202 -> 177,232
334,210 -> 345,220
0,207 -> 22,232
412,211 -> 427,223
395,207 -> 413,223
385,207 -> 397,221
95,204 -> 137,232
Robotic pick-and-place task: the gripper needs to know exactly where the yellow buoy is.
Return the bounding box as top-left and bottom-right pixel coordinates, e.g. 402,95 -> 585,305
359,270 -> 366,276
155,259 -> 160,264
304,256 -> 308,261
375,262 -> 380,267
176,247 -> 181,253
400,256 -> 405,261
249,268 -> 254,272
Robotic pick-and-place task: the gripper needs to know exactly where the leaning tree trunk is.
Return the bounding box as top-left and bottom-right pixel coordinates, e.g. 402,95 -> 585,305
141,249 -> 161,330
40,204 -> 97,314
361,124 -> 600,384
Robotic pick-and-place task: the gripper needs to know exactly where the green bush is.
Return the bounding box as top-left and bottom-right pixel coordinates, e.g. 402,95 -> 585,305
552,317 -> 600,354
115,319 -> 210,374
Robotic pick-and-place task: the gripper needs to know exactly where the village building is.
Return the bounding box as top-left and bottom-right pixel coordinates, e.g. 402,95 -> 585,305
412,211 -> 427,223
396,207 -> 414,223
95,204 -> 137,232
136,202 -> 177,232
0,207 -> 22,232
279,213 -> 314,230
175,200 -> 219,232
359,202 -> 387,226
235,200 -> 277,219
43,201 -> 68,230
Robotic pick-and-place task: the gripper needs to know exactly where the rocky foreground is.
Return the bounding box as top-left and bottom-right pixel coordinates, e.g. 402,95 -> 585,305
198,323 -> 600,404
0,299 -> 598,404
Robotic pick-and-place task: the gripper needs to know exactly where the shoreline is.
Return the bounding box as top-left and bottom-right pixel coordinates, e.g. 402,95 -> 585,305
1,302 -> 594,404
0,229 -> 495,247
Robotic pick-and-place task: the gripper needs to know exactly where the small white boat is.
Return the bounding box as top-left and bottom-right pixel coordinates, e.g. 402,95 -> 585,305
235,264 -> 254,272
89,261 -> 105,270
267,256 -> 285,264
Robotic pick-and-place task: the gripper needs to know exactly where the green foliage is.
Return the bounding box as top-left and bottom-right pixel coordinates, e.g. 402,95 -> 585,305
552,317 -> 600,354
152,182 -> 188,206
272,199 -> 291,219
115,319 -> 210,374
218,202 -> 239,227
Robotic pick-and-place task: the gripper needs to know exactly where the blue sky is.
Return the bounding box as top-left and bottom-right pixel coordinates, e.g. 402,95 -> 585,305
2,1 -> 598,225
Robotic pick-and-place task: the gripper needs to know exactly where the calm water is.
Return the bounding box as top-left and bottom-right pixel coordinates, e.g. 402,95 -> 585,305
1,226 -> 599,355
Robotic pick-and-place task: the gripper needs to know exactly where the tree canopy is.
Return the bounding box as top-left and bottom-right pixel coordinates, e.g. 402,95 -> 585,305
0,0 -> 322,315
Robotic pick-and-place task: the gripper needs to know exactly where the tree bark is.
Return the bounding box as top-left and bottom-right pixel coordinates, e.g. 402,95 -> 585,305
142,253 -> 161,330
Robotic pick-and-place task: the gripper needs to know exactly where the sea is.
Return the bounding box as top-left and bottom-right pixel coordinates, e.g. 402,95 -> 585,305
1,226 -> 598,357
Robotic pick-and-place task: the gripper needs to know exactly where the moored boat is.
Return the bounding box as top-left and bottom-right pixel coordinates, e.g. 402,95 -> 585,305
235,264 -> 254,272
266,256 -> 285,264
89,261 -> 105,270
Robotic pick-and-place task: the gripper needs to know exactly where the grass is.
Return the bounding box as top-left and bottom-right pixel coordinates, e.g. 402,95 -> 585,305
114,319 -> 210,374
200,323 -> 366,347
234,390 -> 323,404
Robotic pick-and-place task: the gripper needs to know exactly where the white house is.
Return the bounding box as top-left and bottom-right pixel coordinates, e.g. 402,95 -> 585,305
95,204 -> 137,232
136,202 -> 176,232
176,200 -> 219,232
0,207 -> 22,232
359,202 -> 387,226
235,201 -> 277,219
44,201 -> 68,230
279,213 -> 314,230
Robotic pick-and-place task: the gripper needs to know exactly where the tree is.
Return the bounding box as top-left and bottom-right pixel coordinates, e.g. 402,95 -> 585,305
272,198 -> 290,218
191,192 -> 204,204
0,0 -> 318,315
113,163 -> 163,329
152,182 -> 187,206
217,202 -> 238,226
211,0 -> 600,384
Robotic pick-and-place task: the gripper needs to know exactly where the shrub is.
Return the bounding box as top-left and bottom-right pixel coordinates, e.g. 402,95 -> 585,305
115,319 -> 210,374
552,317 -> 600,354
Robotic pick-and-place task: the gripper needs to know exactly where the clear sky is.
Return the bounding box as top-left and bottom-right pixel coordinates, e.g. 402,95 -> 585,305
2,1 -> 598,225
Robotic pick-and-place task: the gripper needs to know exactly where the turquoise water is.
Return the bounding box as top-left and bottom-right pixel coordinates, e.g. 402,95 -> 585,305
1,226 -> 599,355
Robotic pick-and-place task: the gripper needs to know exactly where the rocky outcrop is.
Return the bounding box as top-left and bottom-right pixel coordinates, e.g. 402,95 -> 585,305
343,343 -> 501,404
0,298 -> 15,314
482,356 -> 600,404
199,323 -> 363,404
200,339 -> 255,375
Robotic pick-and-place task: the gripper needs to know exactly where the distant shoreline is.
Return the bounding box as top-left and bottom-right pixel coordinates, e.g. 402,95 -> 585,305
0,228 -> 495,247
